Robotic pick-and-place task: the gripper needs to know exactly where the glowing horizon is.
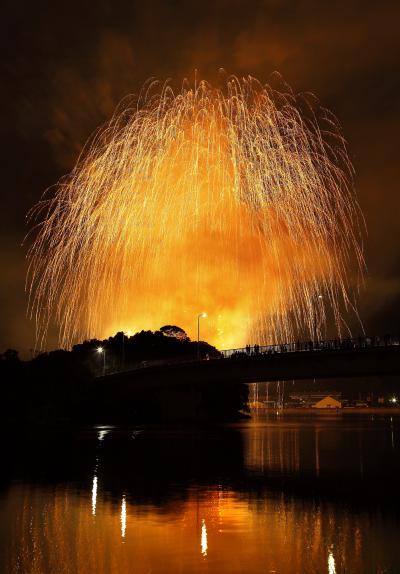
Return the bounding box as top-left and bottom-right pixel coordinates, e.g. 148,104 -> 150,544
27,74 -> 364,349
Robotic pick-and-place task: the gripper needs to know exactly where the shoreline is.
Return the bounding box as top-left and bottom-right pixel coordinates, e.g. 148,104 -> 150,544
249,407 -> 400,415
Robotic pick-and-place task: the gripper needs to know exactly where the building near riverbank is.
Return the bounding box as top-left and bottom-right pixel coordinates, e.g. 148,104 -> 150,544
313,396 -> 342,409
288,391 -> 342,408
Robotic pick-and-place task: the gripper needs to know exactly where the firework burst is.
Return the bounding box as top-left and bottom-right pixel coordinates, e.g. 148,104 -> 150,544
27,74 -> 364,349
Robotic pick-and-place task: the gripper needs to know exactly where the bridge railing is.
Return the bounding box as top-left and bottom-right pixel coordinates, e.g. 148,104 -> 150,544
221,335 -> 399,358
99,334 -> 399,377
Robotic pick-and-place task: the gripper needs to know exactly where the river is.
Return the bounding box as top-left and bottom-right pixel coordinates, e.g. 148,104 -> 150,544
1,413 -> 399,573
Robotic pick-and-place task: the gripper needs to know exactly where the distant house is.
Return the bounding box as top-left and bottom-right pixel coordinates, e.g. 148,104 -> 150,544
312,396 -> 342,409
289,391 -> 342,408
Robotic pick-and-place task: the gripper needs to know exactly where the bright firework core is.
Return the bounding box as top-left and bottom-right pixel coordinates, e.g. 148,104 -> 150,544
27,75 -> 364,349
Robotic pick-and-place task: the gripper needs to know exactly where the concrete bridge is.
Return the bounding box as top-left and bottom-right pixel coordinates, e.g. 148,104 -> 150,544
90,343 -> 400,421
99,344 -> 400,391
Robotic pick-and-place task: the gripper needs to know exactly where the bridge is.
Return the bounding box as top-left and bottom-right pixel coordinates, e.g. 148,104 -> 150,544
99,340 -> 400,391
90,339 -> 400,421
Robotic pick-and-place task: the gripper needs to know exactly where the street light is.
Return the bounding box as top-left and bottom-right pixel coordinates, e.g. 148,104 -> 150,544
197,312 -> 207,360
97,346 -> 106,376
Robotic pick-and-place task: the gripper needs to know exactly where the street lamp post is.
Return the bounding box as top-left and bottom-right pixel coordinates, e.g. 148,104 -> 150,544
97,346 -> 106,376
197,313 -> 207,360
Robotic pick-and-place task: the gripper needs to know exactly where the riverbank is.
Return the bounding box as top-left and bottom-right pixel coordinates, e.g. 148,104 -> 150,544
249,407 -> 400,415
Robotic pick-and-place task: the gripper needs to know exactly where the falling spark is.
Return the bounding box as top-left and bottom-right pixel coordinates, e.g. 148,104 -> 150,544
27,74 -> 364,349
201,519 -> 208,556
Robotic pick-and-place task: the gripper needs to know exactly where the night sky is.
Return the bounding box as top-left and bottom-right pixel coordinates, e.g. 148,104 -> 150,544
2,0 -> 399,354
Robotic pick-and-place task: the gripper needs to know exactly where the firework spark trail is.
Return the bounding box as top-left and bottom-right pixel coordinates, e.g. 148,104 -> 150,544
27,75 -> 364,349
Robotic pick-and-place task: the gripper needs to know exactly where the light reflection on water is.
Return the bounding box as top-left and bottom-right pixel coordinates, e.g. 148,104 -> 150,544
201,518 -> 207,556
1,415 -> 400,574
121,495 -> 127,539
328,550 -> 337,574
91,475 -> 98,516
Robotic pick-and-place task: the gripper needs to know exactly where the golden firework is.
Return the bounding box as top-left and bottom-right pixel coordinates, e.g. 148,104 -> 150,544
27,75 -> 364,349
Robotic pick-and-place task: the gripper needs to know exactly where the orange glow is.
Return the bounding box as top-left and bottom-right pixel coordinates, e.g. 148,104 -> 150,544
27,76 -> 363,349
5,483 -> 362,574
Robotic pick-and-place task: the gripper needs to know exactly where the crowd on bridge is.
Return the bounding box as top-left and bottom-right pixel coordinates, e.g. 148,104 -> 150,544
222,334 -> 398,359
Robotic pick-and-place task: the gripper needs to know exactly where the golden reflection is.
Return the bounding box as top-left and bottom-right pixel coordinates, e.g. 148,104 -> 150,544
3,483 -> 381,574
243,423 -> 300,474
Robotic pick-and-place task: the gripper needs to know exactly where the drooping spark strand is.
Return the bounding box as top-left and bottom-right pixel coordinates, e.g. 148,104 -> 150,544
27,75 -> 364,349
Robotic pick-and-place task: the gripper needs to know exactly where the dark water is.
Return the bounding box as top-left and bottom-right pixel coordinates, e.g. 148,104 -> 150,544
1,414 -> 400,573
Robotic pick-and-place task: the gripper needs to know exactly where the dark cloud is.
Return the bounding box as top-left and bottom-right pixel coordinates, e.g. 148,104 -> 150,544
1,0 -> 399,353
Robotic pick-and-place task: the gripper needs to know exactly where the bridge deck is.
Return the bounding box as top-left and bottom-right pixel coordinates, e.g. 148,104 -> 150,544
98,345 -> 400,391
